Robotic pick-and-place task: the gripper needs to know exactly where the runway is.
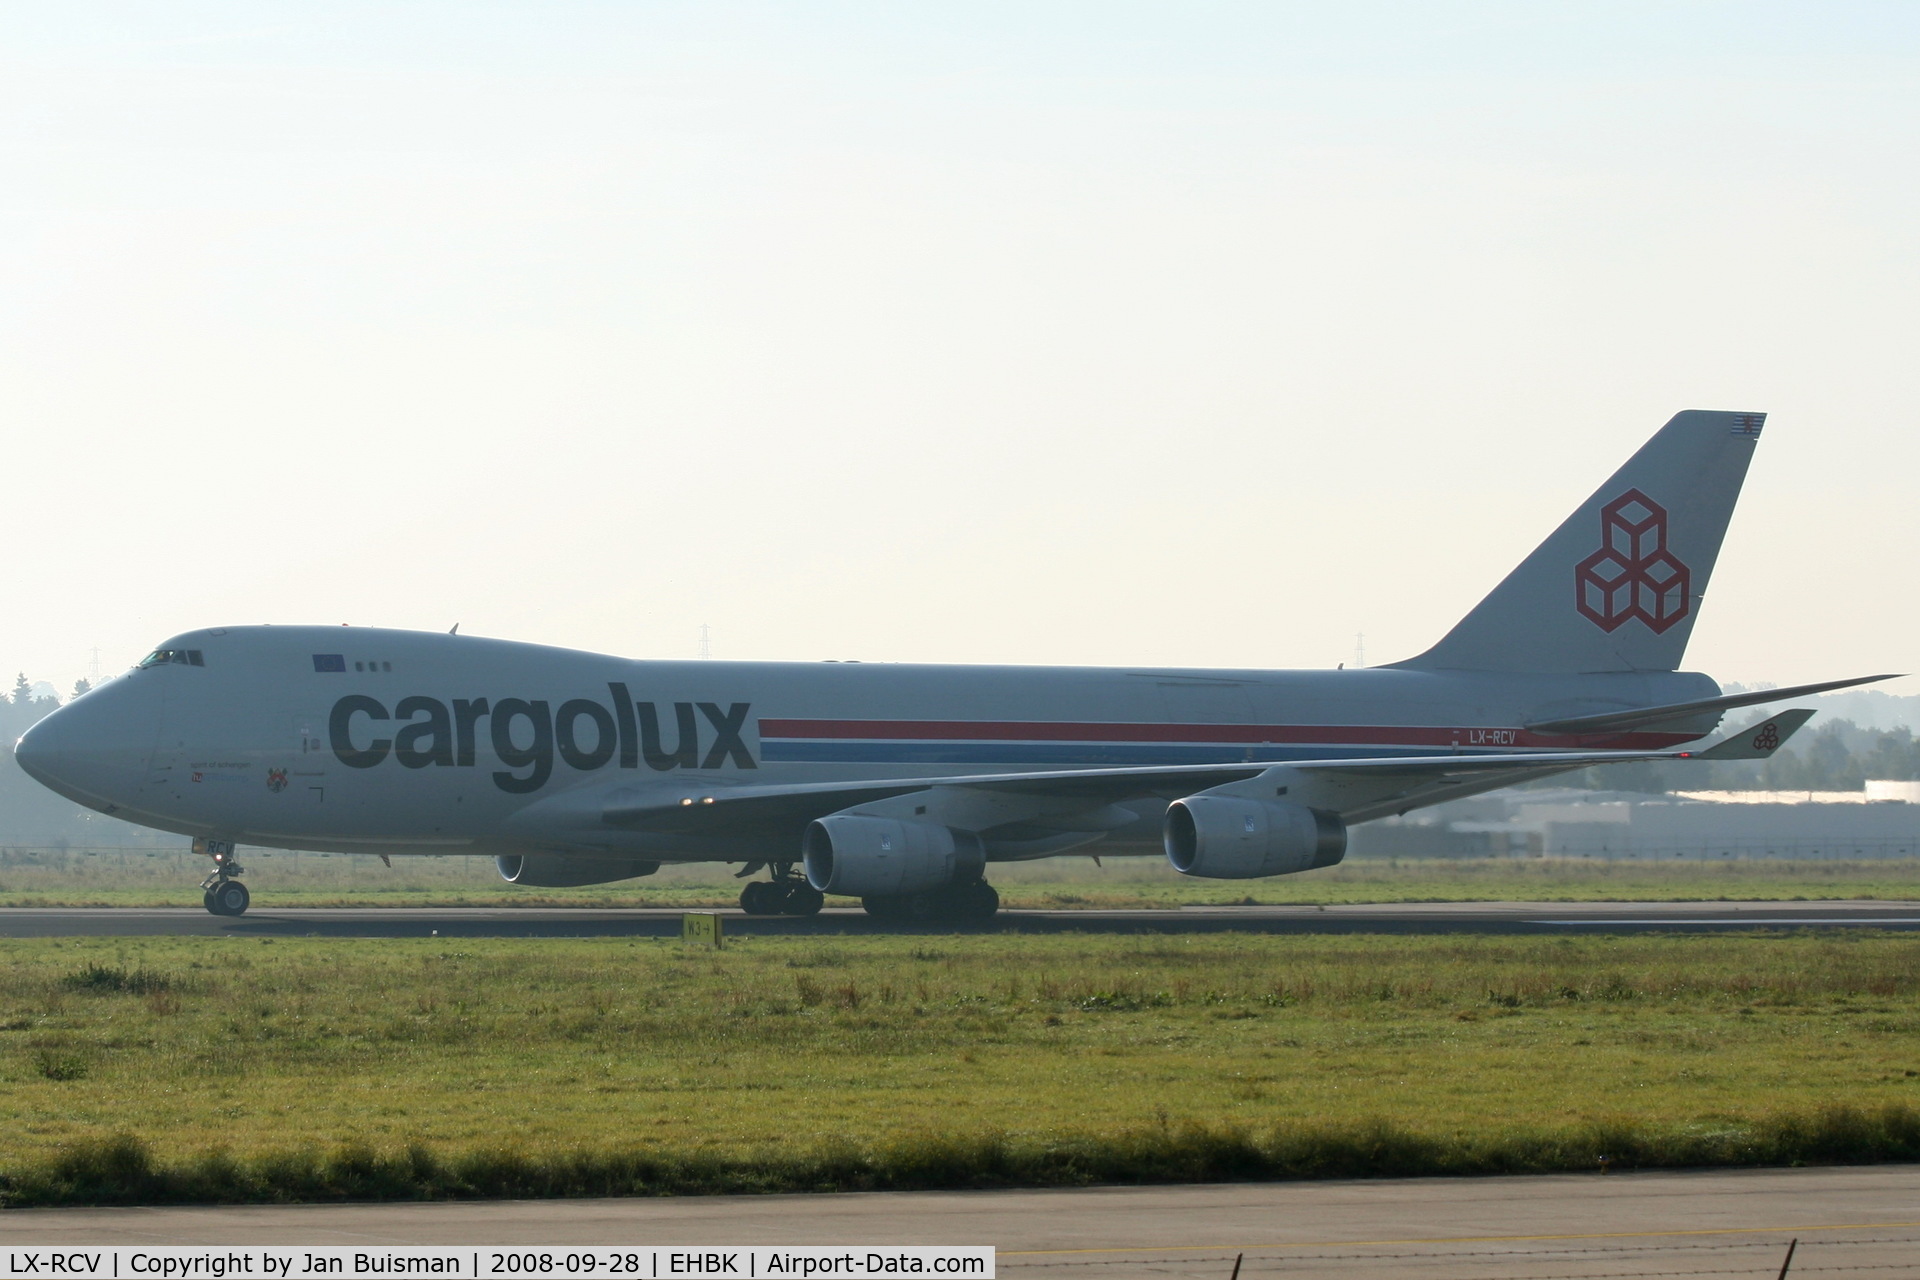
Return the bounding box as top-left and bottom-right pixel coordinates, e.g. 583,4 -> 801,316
6,1167 -> 1919,1278
1,900 -> 1918,937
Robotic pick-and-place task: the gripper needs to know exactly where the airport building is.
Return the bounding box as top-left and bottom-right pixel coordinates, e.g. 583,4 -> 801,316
1351,782 -> 1920,860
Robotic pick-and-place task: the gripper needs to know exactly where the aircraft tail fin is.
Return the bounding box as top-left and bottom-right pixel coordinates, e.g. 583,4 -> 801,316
1391,410 -> 1765,674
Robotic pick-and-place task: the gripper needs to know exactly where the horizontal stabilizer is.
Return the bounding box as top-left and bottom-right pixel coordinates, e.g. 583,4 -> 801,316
1694,708 -> 1816,760
1525,673 -> 1900,735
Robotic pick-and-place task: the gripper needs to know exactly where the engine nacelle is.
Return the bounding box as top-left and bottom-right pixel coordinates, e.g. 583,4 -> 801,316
495,854 -> 660,887
1163,796 -> 1346,879
803,815 -> 985,897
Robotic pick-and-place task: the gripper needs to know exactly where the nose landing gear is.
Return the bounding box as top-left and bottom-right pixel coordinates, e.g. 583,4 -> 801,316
195,839 -> 250,916
204,878 -> 250,916
738,863 -> 825,916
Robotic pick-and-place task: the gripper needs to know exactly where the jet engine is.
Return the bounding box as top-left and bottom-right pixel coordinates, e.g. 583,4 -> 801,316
803,815 -> 985,897
1163,796 -> 1346,879
495,854 -> 661,887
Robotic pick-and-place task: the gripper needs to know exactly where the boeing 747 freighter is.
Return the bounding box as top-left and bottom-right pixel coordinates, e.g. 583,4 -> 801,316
14,410 -> 1892,920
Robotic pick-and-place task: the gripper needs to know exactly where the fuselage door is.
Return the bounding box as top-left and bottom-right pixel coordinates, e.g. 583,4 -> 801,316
141,672 -> 175,792
294,712 -> 325,756
1156,680 -> 1255,725
292,711 -> 327,802
1156,679 -> 1258,764
145,749 -> 176,790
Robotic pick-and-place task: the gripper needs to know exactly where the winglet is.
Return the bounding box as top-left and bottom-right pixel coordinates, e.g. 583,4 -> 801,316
1691,709 -> 1816,760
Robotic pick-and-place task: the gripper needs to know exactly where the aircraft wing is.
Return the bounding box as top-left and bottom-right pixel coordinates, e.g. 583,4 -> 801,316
1286,709 -> 1815,823
600,710 -> 1814,840
599,764 -> 1274,838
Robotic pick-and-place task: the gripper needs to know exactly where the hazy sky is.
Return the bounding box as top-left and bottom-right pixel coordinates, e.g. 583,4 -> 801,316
6,3 -> 1917,693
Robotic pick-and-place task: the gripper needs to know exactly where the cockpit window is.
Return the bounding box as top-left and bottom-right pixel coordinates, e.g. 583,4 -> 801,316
138,649 -> 204,668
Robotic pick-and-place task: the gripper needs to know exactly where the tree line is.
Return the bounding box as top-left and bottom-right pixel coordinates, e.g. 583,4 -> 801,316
0,673 -> 81,735
0,674 -> 118,845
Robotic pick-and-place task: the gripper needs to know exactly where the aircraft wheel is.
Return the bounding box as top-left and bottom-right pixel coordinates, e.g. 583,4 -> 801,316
203,888 -> 220,915
953,880 -> 1000,924
782,884 -> 824,916
861,895 -> 909,921
739,881 -> 782,915
210,881 -> 250,916
901,892 -> 946,922
861,885 -> 994,925
873,891 -> 945,923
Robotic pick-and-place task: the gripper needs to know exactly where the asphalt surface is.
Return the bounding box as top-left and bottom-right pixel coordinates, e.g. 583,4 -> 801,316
6,1167 -> 1919,1278
0,900 -> 1917,937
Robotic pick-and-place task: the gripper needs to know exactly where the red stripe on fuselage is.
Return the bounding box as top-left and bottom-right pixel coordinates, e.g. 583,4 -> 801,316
754,719 -> 1693,751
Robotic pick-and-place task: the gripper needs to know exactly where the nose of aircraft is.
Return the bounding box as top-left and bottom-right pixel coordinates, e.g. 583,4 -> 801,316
14,681 -> 155,809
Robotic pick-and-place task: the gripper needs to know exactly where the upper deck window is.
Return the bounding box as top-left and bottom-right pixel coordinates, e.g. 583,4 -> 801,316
138,649 -> 204,669
311,653 -> 389,673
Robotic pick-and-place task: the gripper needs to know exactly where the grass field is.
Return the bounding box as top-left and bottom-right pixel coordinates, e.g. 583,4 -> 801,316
5,850 -> 1920,908
4,930 -> 1920,1203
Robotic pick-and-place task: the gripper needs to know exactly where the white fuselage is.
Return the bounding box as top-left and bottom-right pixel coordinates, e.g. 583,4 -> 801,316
16,625 -> 1718,863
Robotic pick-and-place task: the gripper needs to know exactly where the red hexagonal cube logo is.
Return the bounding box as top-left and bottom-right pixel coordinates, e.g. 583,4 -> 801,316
1574,488 -> 1690,634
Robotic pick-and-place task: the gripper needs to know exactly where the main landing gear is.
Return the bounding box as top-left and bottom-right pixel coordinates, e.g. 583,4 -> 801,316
197,839 -> 250,916
862,880 -> 999,925
739,863 -> 825,917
